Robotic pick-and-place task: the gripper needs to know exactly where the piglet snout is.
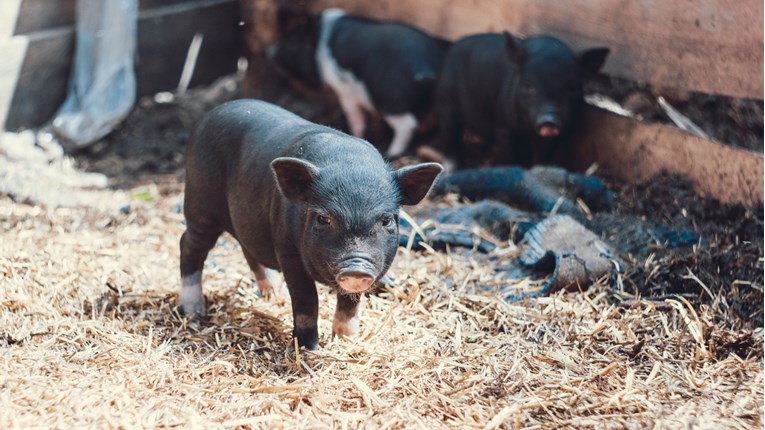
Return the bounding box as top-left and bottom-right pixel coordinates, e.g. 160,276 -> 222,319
336,256 -> 377,293
538,124 -> 560,137
536,113 -> 562,138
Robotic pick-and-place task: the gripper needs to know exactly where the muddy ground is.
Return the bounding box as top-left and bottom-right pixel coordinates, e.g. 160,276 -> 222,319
74,71 -> 764,333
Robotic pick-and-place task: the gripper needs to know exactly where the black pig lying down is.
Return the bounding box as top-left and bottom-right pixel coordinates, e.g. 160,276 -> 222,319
181,100 -> 442,350
435,31 -> 609,170
271,8 -> 450,158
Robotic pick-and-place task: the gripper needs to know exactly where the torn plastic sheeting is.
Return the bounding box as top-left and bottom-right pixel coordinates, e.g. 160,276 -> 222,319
504,215 -> 624,300
52,0 -> 137,149
398,208 -> 624,301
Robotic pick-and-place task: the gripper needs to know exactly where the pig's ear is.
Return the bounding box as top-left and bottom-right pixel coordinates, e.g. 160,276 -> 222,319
579,47 -> 610,75
503,31 -> 525,63
394,163 -> 443,206
271,157 -> 320,202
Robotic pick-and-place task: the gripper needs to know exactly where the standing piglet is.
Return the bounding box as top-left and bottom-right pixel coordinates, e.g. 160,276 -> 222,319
180,99 -> 442,350
435,32 -> 609,169
270,8 -> 450,158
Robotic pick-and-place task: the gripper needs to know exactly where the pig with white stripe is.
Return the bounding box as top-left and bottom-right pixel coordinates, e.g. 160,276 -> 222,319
270,8 -> 451,158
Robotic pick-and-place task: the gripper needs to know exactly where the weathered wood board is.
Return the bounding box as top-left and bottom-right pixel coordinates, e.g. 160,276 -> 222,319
569,106 -> 763,207
0,0 -> 242,131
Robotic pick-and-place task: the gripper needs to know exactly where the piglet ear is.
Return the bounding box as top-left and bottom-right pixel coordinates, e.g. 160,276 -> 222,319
271,157 -> 320,202
394,163 -> 443,206
503,31 -> 525,63
579,47 -> 610,75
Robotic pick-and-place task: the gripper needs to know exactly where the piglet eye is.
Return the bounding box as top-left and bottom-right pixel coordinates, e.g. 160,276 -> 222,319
317,214 -> 331,226
381,215 -> 395,228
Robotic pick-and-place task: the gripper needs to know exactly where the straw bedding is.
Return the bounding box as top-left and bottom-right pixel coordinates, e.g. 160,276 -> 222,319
1,178 -> 762,429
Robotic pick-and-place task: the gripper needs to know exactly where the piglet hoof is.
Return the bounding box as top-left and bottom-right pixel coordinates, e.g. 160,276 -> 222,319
293,327 -> 319,351
332,315 -> 360,340
178,290 -> 207,320
256,278 -> 274,301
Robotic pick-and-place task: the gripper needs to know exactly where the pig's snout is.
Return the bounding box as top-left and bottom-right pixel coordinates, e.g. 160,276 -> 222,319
337,272 -> 374,293
535,112 -> 562,138
336,256 -> 377,293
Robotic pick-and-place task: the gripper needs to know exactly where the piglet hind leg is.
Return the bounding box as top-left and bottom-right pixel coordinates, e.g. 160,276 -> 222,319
332,293 -> 361,340
179,226 -> 222,319
243,251 -> 274,300
384,113 -> 418,158
339,96 -> 367,138
279,254 -> 320,350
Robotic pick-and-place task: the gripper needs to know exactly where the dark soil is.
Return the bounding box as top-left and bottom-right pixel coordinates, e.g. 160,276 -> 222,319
606,173 -> 763,327
74,71 -> 764,328
74,75 -> 245,188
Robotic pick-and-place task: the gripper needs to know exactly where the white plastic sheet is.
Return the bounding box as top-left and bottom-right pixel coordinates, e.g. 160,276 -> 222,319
52,0 -> 137,148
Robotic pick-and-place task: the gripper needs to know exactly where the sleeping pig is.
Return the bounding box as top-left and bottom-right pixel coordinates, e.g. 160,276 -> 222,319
270,8 -> 450,158
434,32 -> 609,169
180,99 -> 442,350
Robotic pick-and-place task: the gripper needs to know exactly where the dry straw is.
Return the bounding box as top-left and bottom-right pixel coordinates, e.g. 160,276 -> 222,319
1,179 -> 762,429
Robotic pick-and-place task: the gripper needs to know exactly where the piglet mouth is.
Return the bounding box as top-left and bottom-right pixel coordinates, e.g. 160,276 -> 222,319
335,256 -> 377,293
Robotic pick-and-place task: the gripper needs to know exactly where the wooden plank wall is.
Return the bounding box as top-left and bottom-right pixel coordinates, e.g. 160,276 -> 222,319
302,0 -> 763,100
0,0 -> 243,131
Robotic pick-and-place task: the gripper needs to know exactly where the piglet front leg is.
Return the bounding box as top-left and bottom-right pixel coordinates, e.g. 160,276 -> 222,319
279,254 -> 320,350
333,294 -> 361,339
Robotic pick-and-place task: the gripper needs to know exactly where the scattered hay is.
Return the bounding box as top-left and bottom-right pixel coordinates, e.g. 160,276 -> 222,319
0,179 -> 762,428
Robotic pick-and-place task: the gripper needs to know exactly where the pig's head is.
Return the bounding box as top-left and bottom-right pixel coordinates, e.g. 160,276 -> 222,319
269,11 -> 323,89
502,32 -> 609,138
271,155 -> 442,293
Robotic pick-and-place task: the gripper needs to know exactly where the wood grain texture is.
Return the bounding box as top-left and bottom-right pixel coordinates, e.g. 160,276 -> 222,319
10,0 -> 76,35
2,29 -> 75,130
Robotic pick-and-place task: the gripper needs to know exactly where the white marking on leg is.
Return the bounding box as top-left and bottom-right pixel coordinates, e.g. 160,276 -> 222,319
179,271 -> 206,316
295,314 -> 317,329
384,113 -> 418,157
339,97 -> 366,137
332,313 -> 360,339
332,298 -> 361,339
